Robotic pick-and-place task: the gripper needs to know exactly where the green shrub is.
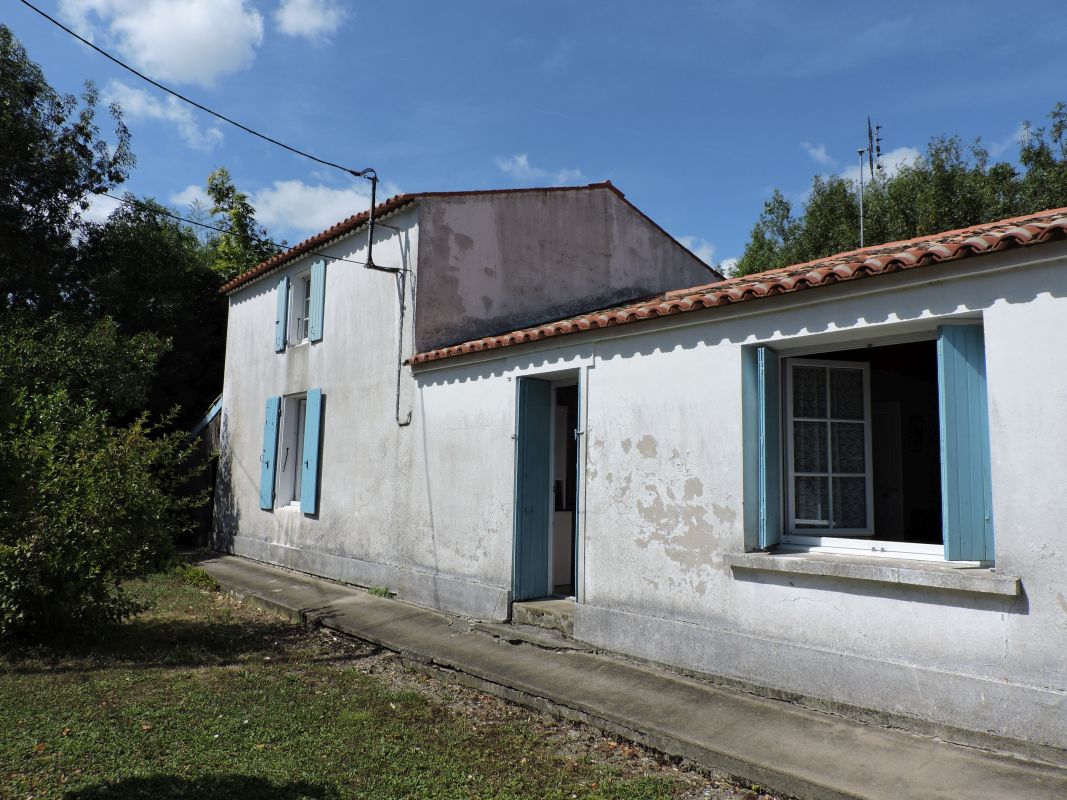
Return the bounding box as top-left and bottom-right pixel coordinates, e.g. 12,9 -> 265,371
0,389 -> 204,639
173,562 -> 219,591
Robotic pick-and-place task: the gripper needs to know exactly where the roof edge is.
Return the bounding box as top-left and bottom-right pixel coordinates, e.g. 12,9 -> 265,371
409,209 -> 1067,366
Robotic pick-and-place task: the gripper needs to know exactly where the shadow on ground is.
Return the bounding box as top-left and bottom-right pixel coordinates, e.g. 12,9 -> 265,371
63,774 -> 338,800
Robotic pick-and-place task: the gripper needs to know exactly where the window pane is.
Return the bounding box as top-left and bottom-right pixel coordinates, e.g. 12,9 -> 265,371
830,368 -> 864,420
831,422 -> 866,473
795,476 -> 829,527
832,476 -> 867,528
792,366 -> 826,418
793,421 -> 828,472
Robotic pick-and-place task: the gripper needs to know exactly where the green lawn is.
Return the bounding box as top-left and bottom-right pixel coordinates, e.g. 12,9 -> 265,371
0,569 -> 762,800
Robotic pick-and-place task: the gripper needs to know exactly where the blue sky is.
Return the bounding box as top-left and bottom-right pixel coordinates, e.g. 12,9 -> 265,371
9,0 -> 1067,269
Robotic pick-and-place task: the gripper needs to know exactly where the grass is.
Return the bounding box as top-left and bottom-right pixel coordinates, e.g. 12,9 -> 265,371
0,569 -> 722,800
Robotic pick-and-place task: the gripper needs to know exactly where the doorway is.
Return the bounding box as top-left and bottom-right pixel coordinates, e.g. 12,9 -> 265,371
513,374 -> 580,602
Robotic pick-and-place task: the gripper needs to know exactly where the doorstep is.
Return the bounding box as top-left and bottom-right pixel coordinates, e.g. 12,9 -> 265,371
198,553 -> 1067,800
511,597 -> 574,636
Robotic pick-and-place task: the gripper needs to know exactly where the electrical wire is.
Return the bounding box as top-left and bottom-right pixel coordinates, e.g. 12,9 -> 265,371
95,191 -> 386,271
16,0 -> 376,182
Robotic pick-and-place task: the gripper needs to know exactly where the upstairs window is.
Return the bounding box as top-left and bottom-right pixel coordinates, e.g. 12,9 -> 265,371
273,260 -> 326,352
289,273 -> 312,345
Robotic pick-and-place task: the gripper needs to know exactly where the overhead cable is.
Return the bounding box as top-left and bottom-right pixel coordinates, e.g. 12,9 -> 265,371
94,191 -> 392,272
16,0 -> 376,182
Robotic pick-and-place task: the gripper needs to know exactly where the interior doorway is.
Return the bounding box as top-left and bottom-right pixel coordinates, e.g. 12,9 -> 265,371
514,374 -> 580,602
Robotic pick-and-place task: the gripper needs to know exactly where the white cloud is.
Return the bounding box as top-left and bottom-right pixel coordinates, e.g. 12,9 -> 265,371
719,257 -> 740,277
59,0 -> 264,87
104,80 -> 222,150
801,142 -> 833,166
170,184 -> 211,210
989,123 -> 1027,158
274,0 -> 346,39
251,180 -> 373,237
677,235 -> 715,266
496,153 -> 585,186
82,192 -> 123,224
841,145 -> 920,183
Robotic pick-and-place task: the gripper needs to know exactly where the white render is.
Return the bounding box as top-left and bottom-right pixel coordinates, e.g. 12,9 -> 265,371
217,201 -> 1067,756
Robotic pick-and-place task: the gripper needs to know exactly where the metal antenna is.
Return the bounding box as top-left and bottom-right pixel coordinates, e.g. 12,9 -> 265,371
867,118 -> 876,177
857,147 -> 867,248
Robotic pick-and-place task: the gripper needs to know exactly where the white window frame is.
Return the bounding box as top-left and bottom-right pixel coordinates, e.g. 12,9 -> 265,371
288,272 -> 312,345
784,358 -> 875,537
275,393 -> 307,508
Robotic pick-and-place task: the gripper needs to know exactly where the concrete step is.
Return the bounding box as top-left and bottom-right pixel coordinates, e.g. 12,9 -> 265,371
472,620 -> 592,652
200,554 -> 1067,800
512,597 -> 574,636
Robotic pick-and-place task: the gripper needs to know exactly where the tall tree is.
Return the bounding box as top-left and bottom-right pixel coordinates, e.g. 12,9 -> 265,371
731,103 -> 1067,276
205,167 -> 280,282
77,198 -> 226,426
0,24 -> 133,313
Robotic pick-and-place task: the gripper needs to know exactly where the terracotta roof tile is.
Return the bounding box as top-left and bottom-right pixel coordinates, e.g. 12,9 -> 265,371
410,208 -> 1067,366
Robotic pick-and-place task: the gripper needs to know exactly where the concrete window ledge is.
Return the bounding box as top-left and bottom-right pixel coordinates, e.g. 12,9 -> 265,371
723,552 -> 1021,597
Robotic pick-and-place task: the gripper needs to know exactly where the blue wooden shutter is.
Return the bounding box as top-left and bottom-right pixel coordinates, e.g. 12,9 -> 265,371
259,396 -> 281,509
758,347 -> 782,549
308,261 -> 326,343
938,325 -> 994,561
300,388 -> 323,514
513,378 -> 553,601
743,346 -> 782,550
274,275 -> 289,352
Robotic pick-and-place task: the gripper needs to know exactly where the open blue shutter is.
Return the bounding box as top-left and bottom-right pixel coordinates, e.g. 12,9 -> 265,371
743,347 -> 782,550
300,388 -> 323,514
259,396 -> 281,509
757,347 -> 782,549
308,261 -> 326,343
274,275 -> 289,352
938,325 -> 994,561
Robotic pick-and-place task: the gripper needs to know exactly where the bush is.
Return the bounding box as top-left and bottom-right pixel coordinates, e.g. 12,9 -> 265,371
0,390 -> 204,639
172,562 -> 219,591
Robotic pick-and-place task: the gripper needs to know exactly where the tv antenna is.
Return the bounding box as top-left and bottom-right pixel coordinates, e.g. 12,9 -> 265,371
858,118 -> 884,247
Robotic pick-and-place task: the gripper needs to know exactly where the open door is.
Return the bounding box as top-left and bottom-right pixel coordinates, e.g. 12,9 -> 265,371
513,378 -> 553,601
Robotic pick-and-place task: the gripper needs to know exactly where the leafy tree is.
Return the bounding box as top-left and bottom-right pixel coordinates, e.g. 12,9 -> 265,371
731,103 -> 1067,276
0,314 -> 166,419
0,313 -> 204,639
0,389 -> 201,639
0,24 -> 133,313
205,167 -> 280,282
77,198 -> 226,426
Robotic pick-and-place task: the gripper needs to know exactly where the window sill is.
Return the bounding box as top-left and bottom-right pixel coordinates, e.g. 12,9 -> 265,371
723,552 -> 1020,597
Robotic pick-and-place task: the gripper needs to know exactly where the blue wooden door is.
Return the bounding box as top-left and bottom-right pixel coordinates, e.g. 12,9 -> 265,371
513,378 -> 553,601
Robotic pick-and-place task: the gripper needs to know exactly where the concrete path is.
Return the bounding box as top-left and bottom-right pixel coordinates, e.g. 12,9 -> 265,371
199,554 -> 1067,800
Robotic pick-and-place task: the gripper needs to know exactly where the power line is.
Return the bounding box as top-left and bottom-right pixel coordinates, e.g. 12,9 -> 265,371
16,0 -> 376,182
95,191 -> 386,272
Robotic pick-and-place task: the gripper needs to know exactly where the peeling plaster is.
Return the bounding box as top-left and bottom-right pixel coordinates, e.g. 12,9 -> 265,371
636,435 -> 657,457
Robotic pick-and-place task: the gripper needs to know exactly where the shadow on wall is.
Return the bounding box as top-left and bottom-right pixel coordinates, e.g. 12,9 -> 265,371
211,426 -> 239,554
730,568 -> 1031,614
64,775 -> 337,800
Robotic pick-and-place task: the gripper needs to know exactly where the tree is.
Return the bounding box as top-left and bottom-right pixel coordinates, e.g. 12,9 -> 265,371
0,24 -> 133,313
77,197 -> 226,426
0,314 -> 203,639
730,103 -> 1067,276
205,167 -> 280,282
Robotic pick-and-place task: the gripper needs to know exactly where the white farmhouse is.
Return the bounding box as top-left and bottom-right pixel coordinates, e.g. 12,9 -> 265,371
215,183 -> 1067,758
